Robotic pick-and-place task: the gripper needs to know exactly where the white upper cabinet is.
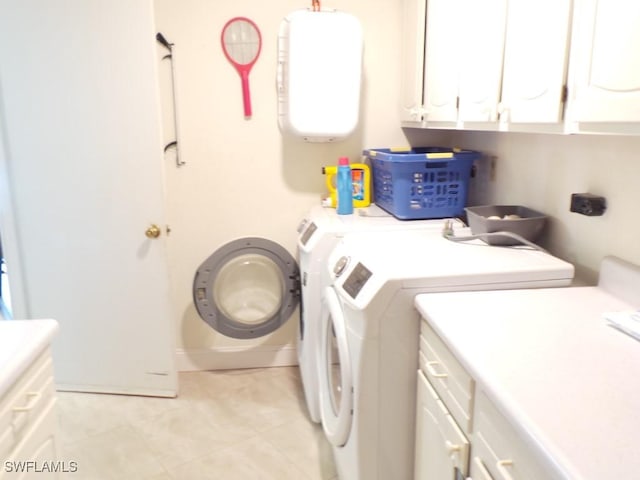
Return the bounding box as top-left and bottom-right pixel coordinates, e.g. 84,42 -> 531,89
403,0 -> 640,134
569,0 -> 640,125
417,0 -> 571,129
457,0 -> 507,123
500,0 -> 572,124
420,0 -> 507,124
410,0 -> 572,131
422,0 -> 465,122
400,0 -> 427,122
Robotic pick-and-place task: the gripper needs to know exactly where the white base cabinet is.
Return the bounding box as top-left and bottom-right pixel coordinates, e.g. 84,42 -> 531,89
415,321 -> 472,479
415,371 -> 469,480
415,318 -> 560,480
471,391 -> 562,480
0,350 -> 59,480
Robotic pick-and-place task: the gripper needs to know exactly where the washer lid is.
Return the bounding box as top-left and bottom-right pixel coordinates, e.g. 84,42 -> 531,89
193,237 -> 299,339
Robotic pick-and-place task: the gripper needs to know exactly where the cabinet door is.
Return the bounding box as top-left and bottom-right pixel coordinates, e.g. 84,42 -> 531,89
423,0 -> 460,122
400,0 -> 427,122
571,0 -> 640,122
500,0 -> 571,123
472,391 -> 562,480
457,0 -> 507,122
1,401 -> 59,480
414,371 -> 469,480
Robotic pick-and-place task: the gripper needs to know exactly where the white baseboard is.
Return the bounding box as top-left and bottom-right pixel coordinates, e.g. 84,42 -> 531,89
175,345 -> 299,372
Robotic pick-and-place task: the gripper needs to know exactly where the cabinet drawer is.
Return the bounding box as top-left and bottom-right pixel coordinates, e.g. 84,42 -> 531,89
415,370 -> 469,480
471,390 -> 561,480
0,349 -> 56,460
419,320 -> 474,433
0,399 -> 59,480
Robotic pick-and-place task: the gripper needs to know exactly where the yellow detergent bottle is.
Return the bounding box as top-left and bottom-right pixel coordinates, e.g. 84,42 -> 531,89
321,163 -> 371,208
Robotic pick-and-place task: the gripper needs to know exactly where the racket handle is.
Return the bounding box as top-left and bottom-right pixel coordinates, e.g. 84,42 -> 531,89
241,71 -> 252,117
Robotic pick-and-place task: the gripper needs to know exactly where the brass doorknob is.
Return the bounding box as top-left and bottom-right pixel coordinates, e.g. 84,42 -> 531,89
145,224 -> 161,239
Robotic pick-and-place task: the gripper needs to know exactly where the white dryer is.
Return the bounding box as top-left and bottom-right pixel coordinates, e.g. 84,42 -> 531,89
296,205 -> 463,422
318,228 -> 575,480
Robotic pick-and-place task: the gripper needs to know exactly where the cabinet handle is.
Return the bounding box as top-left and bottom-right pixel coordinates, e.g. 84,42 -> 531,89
426,360 -> 448,378
445,440 -> 461,456
408,105 -> 428,118
496,459 -> 515,480
13,391 -> 41,413
473,457 -> 494,480
12,391 -> 41,432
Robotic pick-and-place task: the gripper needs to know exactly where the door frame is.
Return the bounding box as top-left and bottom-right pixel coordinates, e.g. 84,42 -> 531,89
0,101 -> 27,319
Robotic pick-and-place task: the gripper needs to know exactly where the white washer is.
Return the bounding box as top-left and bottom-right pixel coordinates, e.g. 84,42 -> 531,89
296,205 -> 463,422
318,228 -> 575,480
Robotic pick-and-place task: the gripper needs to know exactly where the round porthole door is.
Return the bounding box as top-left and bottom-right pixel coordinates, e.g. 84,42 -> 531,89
319,286 -> 353,446
193,237 -> 300,339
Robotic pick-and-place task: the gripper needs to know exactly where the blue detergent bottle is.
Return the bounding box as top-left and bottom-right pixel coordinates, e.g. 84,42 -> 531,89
336,156 -> 354,215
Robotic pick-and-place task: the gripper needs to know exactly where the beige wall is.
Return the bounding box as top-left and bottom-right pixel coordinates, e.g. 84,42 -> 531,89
406,128 -> 640,283
156,0 -> 640,365
154,0 -> 411,358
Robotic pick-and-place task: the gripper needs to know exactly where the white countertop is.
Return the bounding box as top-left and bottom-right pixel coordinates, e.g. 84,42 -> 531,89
415,287 -> 640,480
0,319 -> 59,397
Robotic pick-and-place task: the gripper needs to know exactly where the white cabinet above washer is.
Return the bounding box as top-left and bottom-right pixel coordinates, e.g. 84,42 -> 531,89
456,0 -> 508,125
404,0 -> 640,135
499,0 -> 572,126
567,0 -> 640,134
419,0 -> 508,125
405,0 -> 571,131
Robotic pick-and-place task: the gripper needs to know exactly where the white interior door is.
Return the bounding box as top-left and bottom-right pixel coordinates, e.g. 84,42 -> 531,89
0,0 -> 176,396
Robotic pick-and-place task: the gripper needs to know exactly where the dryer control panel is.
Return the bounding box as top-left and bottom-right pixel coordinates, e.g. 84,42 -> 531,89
300,221 -> 318,246
343,262 -> 372,299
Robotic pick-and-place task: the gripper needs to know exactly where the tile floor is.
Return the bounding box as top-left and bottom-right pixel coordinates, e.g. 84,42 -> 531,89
56,367 -> 337,480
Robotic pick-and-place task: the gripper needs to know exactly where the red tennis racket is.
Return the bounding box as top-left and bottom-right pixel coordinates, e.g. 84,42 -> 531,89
221,17 -> 262,118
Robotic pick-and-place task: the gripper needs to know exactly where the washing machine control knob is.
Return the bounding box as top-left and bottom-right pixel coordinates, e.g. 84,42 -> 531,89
333,256 -> 350,277
296,218 -> 308,233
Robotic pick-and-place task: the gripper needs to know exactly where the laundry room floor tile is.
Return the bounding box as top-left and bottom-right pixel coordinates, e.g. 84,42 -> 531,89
56,367 -> 337,480
165,435 -> 308,480
264,416 -> 338,480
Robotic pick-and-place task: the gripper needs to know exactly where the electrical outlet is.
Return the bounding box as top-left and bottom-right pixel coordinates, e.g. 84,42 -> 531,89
570,193 -> 606,216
